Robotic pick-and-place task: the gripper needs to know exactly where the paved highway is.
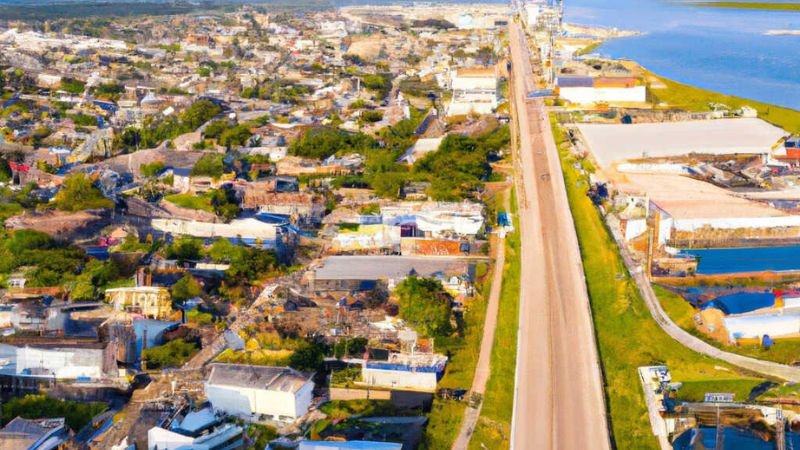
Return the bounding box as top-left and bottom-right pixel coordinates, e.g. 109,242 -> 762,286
508,23 -> 612,450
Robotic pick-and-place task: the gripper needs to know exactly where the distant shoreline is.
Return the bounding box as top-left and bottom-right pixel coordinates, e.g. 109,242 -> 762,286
684,1 -> 800,11
765,29 -> 800,36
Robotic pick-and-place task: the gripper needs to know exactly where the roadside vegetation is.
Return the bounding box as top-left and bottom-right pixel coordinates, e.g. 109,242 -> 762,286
648,72 -> 800,133
469,189 -> 520,450
418,238 -> 495,449
551,116 -> 766,448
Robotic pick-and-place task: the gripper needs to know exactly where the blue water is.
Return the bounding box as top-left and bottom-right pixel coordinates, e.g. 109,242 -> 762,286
685,245 -> 800,274
565,0 -> 800,110
673,426 -> 800,449
702,292 -> 774,314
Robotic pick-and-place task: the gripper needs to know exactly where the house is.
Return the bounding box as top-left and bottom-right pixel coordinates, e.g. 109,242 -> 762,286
105,286 -> 172,319
205,363 -> 314,421
16,341 -> 118,379
448,66 -> 497,116
0,417 -> 68,450
147,407 -> 244,450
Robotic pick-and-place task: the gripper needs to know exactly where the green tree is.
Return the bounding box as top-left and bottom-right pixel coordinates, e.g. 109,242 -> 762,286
1,395 -> 107,432
290,127 -> 375,160
202,120 -> 228,140
172,272 -> 202,301
166,237 -> 203,263
180,99 -> 222,130
142,339 -> 198,369
395,276 -> 453,337
219,124 -> 252,148
140,161 -> 165,178
191,153 -> 225,178
53,173 -> 114,211
289,340 -> 326,372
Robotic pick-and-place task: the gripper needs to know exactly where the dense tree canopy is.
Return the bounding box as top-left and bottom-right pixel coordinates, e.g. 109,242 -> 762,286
395,276 -> 453,337
142,339 -> 198,369
290,127 -> 376,160
53,173 -> 114,211
191,153 -> 225,178
114,100 -> 221,152
1,395 -> 107,432
172,272 -> 202,301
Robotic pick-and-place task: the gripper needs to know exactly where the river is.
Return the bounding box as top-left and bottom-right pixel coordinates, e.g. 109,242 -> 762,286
564,0 -> 800,110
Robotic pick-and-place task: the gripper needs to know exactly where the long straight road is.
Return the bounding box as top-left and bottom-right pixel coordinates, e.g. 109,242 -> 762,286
508,23 -> 612,450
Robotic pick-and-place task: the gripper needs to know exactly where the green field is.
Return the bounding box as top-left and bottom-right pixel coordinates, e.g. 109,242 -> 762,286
163,193 -> 214,212
648,72 -> 800,134
689,1 -> 800,11
552,117 -> 766,448
469,189 -> 521,450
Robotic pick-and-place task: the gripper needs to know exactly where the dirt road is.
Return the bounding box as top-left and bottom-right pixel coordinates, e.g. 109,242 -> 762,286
508,23 -> 611,450
452,232 -> 506,449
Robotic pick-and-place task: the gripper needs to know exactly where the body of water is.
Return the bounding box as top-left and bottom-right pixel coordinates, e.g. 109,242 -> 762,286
684,245 -> 800,274
565,0 -> 800,110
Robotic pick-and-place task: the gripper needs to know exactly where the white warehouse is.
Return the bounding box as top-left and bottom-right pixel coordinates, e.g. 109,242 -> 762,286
16,342 -> 118,380
448,66 -> 498,117
205,364 -> 314,421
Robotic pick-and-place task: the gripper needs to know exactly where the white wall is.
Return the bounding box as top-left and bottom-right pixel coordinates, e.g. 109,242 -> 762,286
452,77 -> 496,91
205,381 -> 313,419
559,86 -> 646,105
151,218 -> 279,240
362,368 -> 439,392
16,346 -> 104,379
447,101 -> 495,117
724,314 -> 800,342
148,427 -> 195,450
673,215 -> 800,232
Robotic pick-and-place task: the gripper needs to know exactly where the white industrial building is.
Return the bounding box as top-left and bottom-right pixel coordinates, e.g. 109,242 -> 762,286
205,364 -> 314,421
447,66 -> 498,116
724,314 -> 800,343
152,217 -> 282,242
380,201 -> 485,238
361,352 -> 448,392
16,342 -> 118,380
556,76 -> 646,105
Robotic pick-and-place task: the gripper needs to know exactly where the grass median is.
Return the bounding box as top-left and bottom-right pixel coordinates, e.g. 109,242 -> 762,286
469,188 -> 521,450
552,116 -> 766,448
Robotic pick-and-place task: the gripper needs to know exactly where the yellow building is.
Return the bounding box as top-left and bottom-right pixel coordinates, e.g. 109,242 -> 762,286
104,287 -> 172,319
